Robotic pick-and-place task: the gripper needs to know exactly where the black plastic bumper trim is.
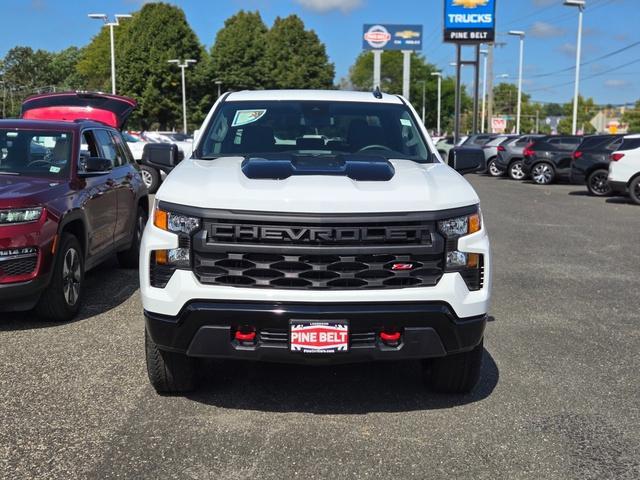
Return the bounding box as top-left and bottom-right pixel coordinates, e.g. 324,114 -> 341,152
144,301 -> 486,364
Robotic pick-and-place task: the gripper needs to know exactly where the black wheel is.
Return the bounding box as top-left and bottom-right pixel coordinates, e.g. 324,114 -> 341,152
531,162 -> 555,185
487,158 -> 504,177
117,206 -> 147,269
629,176 -> 640,205
145,327 -> 197,394
140,165 -> 160,194
422,339 -> 483,394
586,169 -> 612,196
35,233 -> 84,321
508,160 -> 526,180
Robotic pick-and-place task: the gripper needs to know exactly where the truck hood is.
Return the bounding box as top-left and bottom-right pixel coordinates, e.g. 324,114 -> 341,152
156,157 -> 480,213
0,175 -> 66,209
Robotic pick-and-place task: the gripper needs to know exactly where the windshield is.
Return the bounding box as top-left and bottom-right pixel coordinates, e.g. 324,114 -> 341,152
0,129 -> 72,178
198,101 -> 432,162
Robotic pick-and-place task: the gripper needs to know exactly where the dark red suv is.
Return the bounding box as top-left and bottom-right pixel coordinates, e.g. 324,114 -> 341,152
0,92 -> 148,321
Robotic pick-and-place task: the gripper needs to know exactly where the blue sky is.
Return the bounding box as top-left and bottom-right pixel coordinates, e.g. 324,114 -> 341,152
1,0 -> 637,105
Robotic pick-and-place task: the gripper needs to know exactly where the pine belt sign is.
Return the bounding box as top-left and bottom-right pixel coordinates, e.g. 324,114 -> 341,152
444,0 -> 496,43
362,24 -> 423,51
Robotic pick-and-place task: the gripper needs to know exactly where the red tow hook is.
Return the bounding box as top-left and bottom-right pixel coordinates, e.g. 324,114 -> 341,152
235,328 -> 256,343
379,330 -> 401,346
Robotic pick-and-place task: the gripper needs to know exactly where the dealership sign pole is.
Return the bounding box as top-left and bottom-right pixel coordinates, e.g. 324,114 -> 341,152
444,0 -> 497,143
363,24 -> 423,99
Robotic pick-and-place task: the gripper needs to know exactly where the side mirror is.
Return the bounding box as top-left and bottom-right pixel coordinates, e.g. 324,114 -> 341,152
79,157 -> 113,176
449,147 -> 483,175
142,143 -> 184,172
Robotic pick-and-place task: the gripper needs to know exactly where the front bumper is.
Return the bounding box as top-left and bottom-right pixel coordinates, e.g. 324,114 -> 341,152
145,301 -> 487,364
0,274 -> 50,311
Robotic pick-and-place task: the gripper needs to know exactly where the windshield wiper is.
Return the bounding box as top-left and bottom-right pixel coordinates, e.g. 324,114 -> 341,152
0,171 -> 20,175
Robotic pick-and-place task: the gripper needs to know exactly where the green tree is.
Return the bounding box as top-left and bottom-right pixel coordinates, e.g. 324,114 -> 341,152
349,51 -> 467,133
263,15 -> 334,89
492,82 -> 539,133
116,2 -> 208,130
557,95 -> 597,134
75,27 -> 113,92
210,11 -> 268,91
622,100 -> 640,133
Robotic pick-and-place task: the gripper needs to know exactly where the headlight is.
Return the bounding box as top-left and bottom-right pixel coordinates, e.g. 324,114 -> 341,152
439,209 -> 484,291
153,206 -> 200,234
438,211 -> 481,238
0,207 -> 43,224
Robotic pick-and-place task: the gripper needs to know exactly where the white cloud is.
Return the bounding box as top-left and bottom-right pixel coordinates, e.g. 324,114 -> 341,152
530,21 -> 565,38
557,43 -> 576,57
604,79 -> 630,88
294,0 -> 363,14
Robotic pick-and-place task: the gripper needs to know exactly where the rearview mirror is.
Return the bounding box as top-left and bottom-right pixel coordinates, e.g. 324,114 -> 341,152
79,157 -> 113,176
142,143 -> 184,172
449,147 -> 483,175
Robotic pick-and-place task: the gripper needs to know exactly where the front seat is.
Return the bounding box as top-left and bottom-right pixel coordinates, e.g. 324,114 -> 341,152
347,119 -> 386,152
240,126 -> 275,154
51,137 -> 70,165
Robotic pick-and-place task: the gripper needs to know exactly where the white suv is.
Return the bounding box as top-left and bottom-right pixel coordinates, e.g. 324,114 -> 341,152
140,90 -> 492,394
608,134 -> 640,205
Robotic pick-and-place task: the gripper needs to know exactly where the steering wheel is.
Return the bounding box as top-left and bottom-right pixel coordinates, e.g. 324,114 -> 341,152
357,144 -> 393,152
26,159 -> 51,168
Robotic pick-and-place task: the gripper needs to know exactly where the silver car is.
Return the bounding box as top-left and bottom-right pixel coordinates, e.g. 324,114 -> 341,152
494,135 -> 545,179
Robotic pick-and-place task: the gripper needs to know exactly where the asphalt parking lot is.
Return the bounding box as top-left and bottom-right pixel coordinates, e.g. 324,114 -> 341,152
1,175 -> 639,480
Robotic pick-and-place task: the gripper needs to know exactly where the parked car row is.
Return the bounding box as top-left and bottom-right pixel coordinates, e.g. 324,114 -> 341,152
469,132 -> 640,204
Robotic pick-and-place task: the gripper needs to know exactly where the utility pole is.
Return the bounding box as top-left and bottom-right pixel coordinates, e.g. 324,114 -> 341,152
486,44 -> 495,134
431,72 -> 442,136
168,59 -> 197,134
88,13 -> 132,95
565,0 -> 586,135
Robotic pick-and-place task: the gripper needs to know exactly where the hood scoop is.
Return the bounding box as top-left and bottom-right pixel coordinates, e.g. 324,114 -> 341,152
241,154 -> 395,181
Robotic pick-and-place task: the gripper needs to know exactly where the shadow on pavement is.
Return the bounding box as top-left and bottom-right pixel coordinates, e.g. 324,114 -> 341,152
189,348 -> 499,414
605,196 -> 635,205
568,190 -> 590,196
0,256 -> 139,331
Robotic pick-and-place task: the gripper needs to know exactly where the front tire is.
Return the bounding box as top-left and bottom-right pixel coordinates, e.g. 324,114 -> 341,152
145,327 -> 197,394
35,233 -> 84,322
423,339 -> 484,394
117,206 -> 147,269
487,158 -> 504,177
140,165 -> 161,194
586,169 -> 612,196
508,160 -> 526,180
531,162 -> 555,185
629,176 -> 640,205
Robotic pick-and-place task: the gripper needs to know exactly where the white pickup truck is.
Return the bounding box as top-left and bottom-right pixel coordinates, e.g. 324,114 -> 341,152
139,89 -> 491,394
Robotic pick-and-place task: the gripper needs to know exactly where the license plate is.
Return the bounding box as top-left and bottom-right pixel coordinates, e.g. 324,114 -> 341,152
290,321 -> 349,354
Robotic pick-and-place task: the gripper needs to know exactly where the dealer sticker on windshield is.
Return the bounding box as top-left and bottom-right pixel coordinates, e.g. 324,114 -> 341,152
231,109 -> 267,127
290,321 -> 349,354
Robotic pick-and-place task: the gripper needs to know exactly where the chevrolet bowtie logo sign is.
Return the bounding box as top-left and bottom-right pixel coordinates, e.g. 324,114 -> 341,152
452,0 -> 489,8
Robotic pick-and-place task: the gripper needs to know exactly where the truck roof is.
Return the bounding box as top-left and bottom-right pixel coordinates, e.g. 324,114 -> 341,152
225,89 -> 404,104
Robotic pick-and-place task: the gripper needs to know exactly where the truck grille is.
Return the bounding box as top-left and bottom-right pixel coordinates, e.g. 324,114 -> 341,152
193,252 -> 444,289
186,211 -> 448,290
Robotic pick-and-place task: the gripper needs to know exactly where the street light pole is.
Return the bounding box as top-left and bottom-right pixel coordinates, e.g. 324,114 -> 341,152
215,80 -> 222,99
480,49 -> 488,133
509,31 -> 525,134
565,0 -> 586,135
417,80 -> 426,125
168,59 -> 197,134
431,72 -> 442,136
88,13 -> 131,95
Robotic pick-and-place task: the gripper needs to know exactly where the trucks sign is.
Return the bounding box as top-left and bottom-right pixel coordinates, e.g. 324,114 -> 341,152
363,24 -> 423,51
444,0 -> 496,43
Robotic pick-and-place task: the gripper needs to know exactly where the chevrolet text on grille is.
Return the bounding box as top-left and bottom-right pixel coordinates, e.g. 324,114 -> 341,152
207,224 -> 432,243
